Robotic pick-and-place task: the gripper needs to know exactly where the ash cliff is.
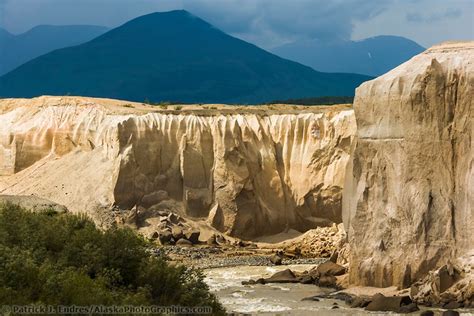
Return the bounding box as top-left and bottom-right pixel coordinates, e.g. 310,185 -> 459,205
0,41 -> 472,307
0,98 -> 355,238
343,42 -> 473,292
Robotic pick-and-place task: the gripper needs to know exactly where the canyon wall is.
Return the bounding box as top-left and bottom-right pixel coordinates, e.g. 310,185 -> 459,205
343,42 -> 473,288
0,97 -> 355,238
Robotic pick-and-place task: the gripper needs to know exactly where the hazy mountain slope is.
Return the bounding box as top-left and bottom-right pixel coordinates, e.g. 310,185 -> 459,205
0,28 -> 13,41
0,25 -> 109,75
0,11 -> 370,103
272,36 -> 425,76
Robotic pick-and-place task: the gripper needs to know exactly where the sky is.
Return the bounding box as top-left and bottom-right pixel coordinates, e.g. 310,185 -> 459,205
0,0 -> 473,49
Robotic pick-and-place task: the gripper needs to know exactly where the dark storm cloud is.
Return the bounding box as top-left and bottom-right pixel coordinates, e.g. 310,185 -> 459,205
184,0 -> 392,44
0,0 -> 392,48
1,0 -> 471,49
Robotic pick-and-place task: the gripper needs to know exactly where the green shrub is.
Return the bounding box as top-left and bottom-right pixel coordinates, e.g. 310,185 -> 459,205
0,203 -> 224,313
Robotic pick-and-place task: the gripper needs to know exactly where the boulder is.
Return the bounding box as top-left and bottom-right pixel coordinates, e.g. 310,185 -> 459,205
270,254 -> 283,265
206,235 -> 217,245
443,301 -> 462,309
157,210 -> 169,217
365,294 -> 415,313
141,190 -> 169,207
167,213 -> 182,224
255,278 -> 266,284
331,293 -> 354,305
398,303 -> 419,313
420,311 -> 434,316
298,275 -> 314,284
124,206 -> 139,226
215,235 -> 226,245
158,230 -> 172,244
350,297 -> 371,308
184,229 -> 200,244
171,226 -> 184,240
265,269 -> 299,283
175,238 -> 193,247
442,311 -> 460,316
318,275 -> 337,288
301,296 -> 320,302
439,265 -> 460,293
148,231 -> 159,240
315,260 -> 346,276
235,240 -> 248,247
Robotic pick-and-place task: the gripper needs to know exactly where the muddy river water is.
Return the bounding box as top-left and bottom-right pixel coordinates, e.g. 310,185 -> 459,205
204,264 -> 473,315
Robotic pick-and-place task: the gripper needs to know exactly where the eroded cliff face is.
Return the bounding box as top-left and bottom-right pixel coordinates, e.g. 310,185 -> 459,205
343,42 -> 473,288
0,97 -> 355,238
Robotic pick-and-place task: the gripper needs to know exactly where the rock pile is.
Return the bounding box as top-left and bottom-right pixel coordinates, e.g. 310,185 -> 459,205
242,259 -> 346,288
131,209 -> 203,246
362,294 -> 419,313
272,223 -> 346,259
411,259 -> 474,308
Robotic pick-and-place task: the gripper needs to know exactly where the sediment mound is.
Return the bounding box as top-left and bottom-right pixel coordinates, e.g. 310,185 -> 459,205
0,97 -> 355,238
343,42 -> 473,292
0,195 -> 68,213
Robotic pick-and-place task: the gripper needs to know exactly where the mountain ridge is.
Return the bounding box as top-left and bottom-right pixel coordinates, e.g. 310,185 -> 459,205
0,10 -> 370,103
272,35 -> 425,76
0,24 -> 109,75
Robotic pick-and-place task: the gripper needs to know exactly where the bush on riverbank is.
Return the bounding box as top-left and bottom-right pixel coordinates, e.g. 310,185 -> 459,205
0,203 -> 224,313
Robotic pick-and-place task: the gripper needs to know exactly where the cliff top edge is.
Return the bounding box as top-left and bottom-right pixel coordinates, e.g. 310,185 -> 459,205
0,95 -> 353,116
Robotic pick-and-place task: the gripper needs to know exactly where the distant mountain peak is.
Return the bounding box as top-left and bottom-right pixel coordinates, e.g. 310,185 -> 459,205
27,24 -> 109,31
272,35 -> 425,76
124,9 -> 203,25
0,27 -> 13,37
0,11 -> 370,103
0,24 -> 109,76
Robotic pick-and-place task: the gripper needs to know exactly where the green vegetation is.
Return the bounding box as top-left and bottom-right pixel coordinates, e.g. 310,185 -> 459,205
144,99 -> 173,109
0,203 -> 224,313
268,96 -> 354,105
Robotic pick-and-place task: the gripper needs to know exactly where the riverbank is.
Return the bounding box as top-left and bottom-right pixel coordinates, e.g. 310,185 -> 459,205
204,264 -> 473,315
159,245 -> 326,269
155,242 -> 474,315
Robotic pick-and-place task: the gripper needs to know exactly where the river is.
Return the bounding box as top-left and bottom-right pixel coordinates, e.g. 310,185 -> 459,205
205,264 -> 365,315
204,264 -> 474,315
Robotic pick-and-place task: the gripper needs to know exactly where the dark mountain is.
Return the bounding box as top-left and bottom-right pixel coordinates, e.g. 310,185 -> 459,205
0,25 -> 109,75
0,11 -> 370,103
272,36 -> 425,76
0,28 -> 14,56
0,28 -> 13,40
